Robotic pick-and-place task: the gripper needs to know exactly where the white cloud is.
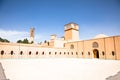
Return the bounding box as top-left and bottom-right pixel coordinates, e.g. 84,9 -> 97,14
0,29 -> 29,42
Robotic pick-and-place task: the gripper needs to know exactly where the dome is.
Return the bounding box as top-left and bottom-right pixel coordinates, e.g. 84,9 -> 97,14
93,34 -> 109,39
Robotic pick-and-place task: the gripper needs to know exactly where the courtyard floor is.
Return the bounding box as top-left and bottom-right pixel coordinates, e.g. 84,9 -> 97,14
0,58 -> 120,80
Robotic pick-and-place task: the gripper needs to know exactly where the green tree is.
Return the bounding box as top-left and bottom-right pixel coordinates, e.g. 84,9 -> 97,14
17,40 -> 22,43
17,38 -> 29,44
22,38 -> 29,44
0,37 -> 10,43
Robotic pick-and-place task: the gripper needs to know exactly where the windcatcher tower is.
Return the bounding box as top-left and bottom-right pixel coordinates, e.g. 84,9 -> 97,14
64,22 -> 79,41
29,28 -> 35,43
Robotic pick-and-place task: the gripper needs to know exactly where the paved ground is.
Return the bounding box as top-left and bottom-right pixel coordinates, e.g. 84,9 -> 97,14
0,62 -> 9,80
0,58 -> 120,80
106,71 -> 120,80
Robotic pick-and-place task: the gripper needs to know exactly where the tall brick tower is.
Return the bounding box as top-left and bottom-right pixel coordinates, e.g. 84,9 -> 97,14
64,22 -> 79,41
29,28 -> 35,43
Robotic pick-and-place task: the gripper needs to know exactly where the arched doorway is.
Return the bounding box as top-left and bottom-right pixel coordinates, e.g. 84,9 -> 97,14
93,49 -> 99,58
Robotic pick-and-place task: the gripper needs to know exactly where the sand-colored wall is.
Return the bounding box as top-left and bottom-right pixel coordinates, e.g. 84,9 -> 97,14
83,40 -> 92,58
72,30 -> 79,41
0,42 -> 79,59
88,38 -> 105,59
54,40 -> 66,48
0,36 -> 120,60
77,41 -> 84,58
0,43 -> 19,58
64,29 -> 79,41
115,36 -> 120,60
65,36 -> 120,60
65,38 -> 106,59
105,37 -> 115,60
64,30 -> 72,41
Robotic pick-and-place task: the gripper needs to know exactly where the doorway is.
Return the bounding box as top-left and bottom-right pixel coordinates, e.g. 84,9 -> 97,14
93,49 -> 99,58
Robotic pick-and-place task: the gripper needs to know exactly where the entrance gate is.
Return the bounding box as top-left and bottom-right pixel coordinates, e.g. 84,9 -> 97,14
93,49 -> 99,58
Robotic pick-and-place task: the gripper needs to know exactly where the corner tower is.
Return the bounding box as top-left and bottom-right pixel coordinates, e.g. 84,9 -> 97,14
29,28 -> 35,43
64,22 -> 79,41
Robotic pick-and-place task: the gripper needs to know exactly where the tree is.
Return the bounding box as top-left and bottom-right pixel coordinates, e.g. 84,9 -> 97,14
17,38 -> 29,44
22,38 -> 29,44
4,39 -> 9,42
17,40 -> 22,43
0,37 -> 10,43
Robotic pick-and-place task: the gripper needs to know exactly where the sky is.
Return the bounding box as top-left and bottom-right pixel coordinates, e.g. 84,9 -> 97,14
0,0 -> 120,43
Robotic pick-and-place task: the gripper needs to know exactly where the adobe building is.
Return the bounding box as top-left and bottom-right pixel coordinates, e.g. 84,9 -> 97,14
0,22 -> 120,60
64,22 -> 79,41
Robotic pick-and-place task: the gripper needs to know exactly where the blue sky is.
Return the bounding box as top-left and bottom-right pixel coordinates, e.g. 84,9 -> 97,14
0,0 -> 120,43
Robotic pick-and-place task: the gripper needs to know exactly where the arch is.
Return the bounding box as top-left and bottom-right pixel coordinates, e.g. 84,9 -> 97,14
102,51 -> 105,56
82,52 -> 84,55
76,52 -> 78,55
68,52 -> 69,55
88,52 -> 90,55
64,52 -> 66,55
42,52 -> 44,55
59,52 -> 62,55
55,52 -> 57,55
54,52 -> 56,55
49,52 -> 51,55
112,51 -> 115,56
29,51 -> 31,55
20,51 -> 23,55
36,51 -> 38,55
92,42 -> 99,48
71,52 -> 73,55
1,50 -> 4,55
93,49 -> 99,58
10,51 -> 14,55
70,44 -> 74,49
